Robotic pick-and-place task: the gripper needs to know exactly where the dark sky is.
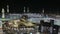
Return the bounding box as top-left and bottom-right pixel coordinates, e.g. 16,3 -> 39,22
0,0 -> 60,14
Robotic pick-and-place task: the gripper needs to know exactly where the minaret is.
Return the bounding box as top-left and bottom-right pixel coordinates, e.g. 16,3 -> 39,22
41,8 -> 45,17
27,7 -> 29,13
2,8 -> 5,18
42,8 -> 44,14
24,6 -> 26,13
7,5 -> 9,13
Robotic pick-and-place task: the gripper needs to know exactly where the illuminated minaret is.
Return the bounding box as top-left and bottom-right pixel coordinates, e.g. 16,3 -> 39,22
24,6 -> 26,13
27,7 -> 29,13
2,8 -> 5,18
42,8 -> 44,15
7,5 -> 9,13
41,8 -> 45,17
42,8 -> 44,14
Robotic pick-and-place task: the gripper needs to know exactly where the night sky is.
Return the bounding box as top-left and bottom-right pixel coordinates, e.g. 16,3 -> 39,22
0,0 -> 60,14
